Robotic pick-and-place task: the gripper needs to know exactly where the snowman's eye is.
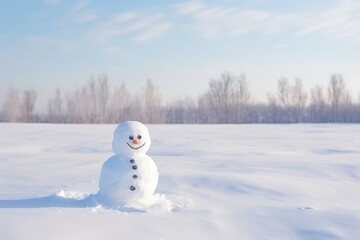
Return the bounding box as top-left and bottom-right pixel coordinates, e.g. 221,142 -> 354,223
137,135 -> 142,140
129,135 -> 134,140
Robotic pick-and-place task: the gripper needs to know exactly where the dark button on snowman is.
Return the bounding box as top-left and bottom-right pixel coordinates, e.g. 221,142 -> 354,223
97,121 -> 159,207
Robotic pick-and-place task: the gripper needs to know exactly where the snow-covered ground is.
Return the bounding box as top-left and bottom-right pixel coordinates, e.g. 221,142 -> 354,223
0,123 -> 359,240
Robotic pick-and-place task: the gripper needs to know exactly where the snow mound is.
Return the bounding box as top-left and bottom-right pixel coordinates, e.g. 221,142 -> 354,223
55,189 -> 90,200
93,193 -> 190,213
0,189 -> 188,214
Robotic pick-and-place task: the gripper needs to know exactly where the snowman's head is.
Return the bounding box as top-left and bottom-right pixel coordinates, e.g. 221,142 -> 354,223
112,121 -> 151,156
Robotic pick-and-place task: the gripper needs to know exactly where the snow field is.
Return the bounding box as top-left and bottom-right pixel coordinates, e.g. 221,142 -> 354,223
0,123 -> 359,239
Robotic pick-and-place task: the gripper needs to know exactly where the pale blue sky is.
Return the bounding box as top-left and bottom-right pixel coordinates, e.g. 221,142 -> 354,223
1,0 -> 360,109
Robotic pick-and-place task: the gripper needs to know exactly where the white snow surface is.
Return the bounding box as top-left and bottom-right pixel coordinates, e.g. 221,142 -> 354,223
0,123 -> 359,240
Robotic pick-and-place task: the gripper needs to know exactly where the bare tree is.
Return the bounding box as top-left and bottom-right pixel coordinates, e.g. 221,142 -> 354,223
3,87 -> 22,122
166,99 -> 185,124
182,97 -> 198,123
340,91 -> 353,122
87,77 -> 98,123
309,85 -> 327,123
21,89 -> 37,122
328,74 -> 346,122
291,78 -> 307,122
129,93 -> 143,122
166,97 -> 198,124
278,77 -> 291,110
65,77 -> 108,123
142,79 -> 164,123
66,85 -> 92,123
108,82 -> 131,123
197,94 -> 212,123
356,93 -> 360,122
65,92 -> 77,123
265,93 -> 281,123
97,74 -> 110,123
232,73 -> 251,123
277,77 -> 292,122
207,72 -> 234,123
47,88 -> 63,122
78,86 -> 92,123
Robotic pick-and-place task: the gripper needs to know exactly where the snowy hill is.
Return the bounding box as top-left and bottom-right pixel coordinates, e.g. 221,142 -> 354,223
0,123 -> 359,240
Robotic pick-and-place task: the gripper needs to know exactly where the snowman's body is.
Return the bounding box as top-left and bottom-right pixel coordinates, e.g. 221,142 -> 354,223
97,121 -> 158,206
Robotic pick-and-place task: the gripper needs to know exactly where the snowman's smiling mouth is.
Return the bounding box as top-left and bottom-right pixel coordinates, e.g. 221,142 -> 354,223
127,142 -> 146,150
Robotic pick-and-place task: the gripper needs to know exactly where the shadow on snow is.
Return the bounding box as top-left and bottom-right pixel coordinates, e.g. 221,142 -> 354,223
0,193 -> 146,213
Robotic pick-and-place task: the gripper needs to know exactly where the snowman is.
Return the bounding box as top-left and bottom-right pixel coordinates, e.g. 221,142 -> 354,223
97,121 -> 159,207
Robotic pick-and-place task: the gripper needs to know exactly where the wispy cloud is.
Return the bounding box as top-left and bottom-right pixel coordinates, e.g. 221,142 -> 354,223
90,12 -> 171,43
68,0 -> 89,13
62,0 -> 97,25
134,22 -> 172,43
297,0 -> 360,40
174,1 -> 293,38
173,0 -> 360,41
112,12 -> 138,22
78,0 -> 360,51
88,1 -> 293,45
175,1 -> 203,15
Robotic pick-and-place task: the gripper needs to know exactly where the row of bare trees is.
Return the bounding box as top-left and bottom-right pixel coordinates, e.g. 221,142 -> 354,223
1,72 -> 360,123
46,75 -> 163,124
2,88 -> 37,122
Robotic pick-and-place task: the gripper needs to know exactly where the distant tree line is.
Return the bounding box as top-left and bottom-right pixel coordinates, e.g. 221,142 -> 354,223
1,72 -> 360,124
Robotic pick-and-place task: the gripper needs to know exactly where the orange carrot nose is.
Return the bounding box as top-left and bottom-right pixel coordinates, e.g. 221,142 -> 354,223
132,139 -> 138,144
